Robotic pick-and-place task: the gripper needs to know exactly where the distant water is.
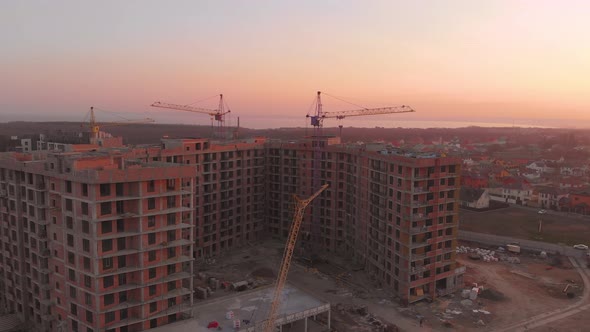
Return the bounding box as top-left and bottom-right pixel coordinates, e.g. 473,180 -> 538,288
4,110 -> 586,130
232,117 -> 555,130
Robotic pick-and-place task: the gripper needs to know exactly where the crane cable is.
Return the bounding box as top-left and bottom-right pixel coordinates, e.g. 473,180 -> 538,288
186,94 -> 220,107
321,92 -> 370,111
91,107 -> 137,122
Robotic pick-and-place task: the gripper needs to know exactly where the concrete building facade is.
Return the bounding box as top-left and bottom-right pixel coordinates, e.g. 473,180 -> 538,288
0,135 -> 463,331
0,152 -> 196,332
265,138 -> 464,304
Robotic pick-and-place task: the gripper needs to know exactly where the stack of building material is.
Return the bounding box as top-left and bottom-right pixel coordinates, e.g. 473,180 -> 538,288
456,246 -> 498,262
195,287 -> 208,299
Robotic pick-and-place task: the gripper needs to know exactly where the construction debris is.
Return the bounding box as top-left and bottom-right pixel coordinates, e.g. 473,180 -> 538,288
456,246 -> 499,262
502,256 -> 521,264
461,299 -> 473,307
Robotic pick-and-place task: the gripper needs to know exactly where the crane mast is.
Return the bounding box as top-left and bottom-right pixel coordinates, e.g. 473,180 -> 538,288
305,91 -> 415,262
263,184 -> 329,332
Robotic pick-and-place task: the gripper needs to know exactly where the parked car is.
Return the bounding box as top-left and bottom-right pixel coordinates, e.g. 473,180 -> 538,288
538,209 -> 547,214
573,244 -> 589,250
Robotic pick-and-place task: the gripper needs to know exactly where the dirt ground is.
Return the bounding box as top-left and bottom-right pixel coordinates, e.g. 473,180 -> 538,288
193,240 -> 585,332
460,206 -> 590,245
194,241 -> 419,331
459,255 -> 581,328
530,310 -> 590,332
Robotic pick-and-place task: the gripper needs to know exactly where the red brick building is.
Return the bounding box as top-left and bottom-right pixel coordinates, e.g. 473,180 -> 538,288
0,135 -> 464,331
569,191 -> 590,214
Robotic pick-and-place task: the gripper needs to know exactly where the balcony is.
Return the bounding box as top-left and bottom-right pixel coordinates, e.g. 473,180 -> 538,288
144,301 -> 192,323
38,229 -> 47,239
409,226 -> 429,235
411,200 -> 432,208
413,187 -> 429,194
410,264 -> 430,274
410,253 -> 427,261
40,248 -> 50,257
410,239 -> 430,249
404,213 -> 430,222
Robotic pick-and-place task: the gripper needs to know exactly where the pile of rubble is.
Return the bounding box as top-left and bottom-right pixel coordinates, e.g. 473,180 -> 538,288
501,256 -> 521,264
456,246 -> 499,262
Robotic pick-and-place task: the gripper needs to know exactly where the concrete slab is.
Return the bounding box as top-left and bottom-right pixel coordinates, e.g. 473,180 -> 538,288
148,284 -> 329,332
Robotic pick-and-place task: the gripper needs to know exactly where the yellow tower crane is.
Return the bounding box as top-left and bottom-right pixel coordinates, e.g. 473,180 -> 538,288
263,184 -> 329,332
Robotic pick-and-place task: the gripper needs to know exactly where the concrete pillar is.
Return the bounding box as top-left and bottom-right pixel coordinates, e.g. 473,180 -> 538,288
328,310 -> 331,329
305,317 -> 308,332
279,324 -> 282,332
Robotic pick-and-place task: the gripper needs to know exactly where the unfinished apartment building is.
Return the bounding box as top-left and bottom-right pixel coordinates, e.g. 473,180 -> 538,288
153,138 -> 266,258
265,137 -> 465,304
0,152 -> 195,332
0,135 -> 267,332
0,133 -> 462,331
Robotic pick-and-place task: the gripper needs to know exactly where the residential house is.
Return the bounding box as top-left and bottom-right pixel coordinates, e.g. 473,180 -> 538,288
488,177 -> 533,205
568,191 -> 590,215
521,170 -> 541,181
460,187 -> 490,209
559,177 -> 586,190
536,187 -> 569,210
560,165 -> 587,177
526,161 -> 555,174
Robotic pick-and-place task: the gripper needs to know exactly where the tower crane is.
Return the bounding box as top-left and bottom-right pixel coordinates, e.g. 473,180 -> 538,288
305,91 -> 415,262
82,106 -> 155,140
263,184 -> 329,332
306,91 -> 415,137
151,94 -> 231,139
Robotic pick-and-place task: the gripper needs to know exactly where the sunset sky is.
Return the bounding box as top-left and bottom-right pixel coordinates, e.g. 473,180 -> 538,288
1,1 -> 589,129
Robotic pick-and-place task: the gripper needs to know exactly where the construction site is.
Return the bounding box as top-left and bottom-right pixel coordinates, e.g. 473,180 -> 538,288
0,92 -> 589,332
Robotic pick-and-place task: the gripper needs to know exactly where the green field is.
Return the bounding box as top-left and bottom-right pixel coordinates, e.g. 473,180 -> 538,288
459,206 -> 590,246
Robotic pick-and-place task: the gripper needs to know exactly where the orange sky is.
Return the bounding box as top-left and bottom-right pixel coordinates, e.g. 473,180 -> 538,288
1,1 -> 589,128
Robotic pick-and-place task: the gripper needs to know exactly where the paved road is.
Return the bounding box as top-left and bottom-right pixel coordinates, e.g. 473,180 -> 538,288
458,230 -> 587,258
